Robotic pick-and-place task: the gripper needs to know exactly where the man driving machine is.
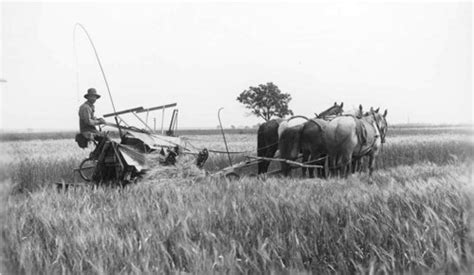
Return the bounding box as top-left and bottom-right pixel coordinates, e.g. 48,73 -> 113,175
78,88 -> 106,141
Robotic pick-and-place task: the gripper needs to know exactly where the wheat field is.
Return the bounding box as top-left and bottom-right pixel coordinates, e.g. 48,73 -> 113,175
0,125 -> 473,273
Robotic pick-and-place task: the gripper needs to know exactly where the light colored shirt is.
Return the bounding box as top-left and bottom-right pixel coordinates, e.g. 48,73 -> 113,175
79,101 -> 99,137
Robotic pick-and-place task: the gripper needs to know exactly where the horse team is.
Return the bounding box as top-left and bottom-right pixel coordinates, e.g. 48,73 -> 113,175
257,103 -> 388,178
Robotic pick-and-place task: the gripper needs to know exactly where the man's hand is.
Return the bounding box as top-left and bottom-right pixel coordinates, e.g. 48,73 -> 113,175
97,118 -> 106,125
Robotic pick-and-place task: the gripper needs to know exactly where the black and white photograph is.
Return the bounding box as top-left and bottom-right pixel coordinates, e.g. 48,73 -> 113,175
0,1 -> 472,273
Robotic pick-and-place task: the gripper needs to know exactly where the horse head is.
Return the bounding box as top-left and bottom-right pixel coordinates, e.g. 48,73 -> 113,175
370,107 -> 388,143
356,104 -> 364,118
316,102 -> 344,119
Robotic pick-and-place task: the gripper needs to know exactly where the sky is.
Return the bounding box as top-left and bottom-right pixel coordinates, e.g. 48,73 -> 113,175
0,1 -> 472,130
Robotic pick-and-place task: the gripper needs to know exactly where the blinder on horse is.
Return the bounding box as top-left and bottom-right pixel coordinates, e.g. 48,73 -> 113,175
371,111 -> 388,144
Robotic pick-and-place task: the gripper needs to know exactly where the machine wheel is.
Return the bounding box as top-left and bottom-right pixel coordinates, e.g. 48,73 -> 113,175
78,158 -> 97,182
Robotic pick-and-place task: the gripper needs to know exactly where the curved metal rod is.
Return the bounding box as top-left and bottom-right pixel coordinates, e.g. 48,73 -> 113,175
287,115 -> 309,122
218,107 -> 233,166
74,23 -> 117,114
73,27 -> 80,103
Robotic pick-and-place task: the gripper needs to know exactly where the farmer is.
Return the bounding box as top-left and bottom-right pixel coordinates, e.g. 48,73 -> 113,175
78,88 -> 106,141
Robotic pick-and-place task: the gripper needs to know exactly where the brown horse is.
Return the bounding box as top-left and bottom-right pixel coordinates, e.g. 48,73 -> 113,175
257,118 -> 284,174
323,107 -> 388,177
299,118 -> 330,178
277,102 -> 344,177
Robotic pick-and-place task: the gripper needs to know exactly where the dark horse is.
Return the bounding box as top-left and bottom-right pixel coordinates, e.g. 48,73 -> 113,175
273,102 -> 344,176
299,118 -> 330,178
257,118 -> 284,174
256,115 -> 310,175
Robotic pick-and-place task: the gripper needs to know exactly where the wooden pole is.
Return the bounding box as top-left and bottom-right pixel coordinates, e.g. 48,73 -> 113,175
161,108 -> 165,134
218,108 -> 233,166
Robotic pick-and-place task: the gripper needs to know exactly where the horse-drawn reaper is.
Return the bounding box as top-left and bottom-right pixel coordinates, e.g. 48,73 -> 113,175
67,24 -> 387,186
68,103 -> 210,189
64,103 -> 387,190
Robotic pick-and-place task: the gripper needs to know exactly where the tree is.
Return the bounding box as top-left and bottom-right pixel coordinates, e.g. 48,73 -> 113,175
236,82 -> 294,121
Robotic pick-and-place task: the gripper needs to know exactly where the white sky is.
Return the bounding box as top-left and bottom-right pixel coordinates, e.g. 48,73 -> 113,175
0,1 -> 472,130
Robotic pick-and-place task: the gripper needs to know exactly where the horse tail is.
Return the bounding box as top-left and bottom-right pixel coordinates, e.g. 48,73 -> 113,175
279,124 -> 304,161
277,120 -> 289,139
257,123 -> 268,174
257,124 -> 265,157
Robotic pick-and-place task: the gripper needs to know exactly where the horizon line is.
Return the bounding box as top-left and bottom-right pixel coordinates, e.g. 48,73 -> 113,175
0,122 -> 473,133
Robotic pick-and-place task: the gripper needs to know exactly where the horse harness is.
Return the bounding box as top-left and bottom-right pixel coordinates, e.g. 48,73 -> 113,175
355,114 -> 385,158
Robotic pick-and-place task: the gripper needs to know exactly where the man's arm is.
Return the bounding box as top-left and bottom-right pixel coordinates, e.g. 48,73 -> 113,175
79,105 -> 105,126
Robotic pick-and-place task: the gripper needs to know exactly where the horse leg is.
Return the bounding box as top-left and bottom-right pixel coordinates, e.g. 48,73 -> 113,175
358,157 -> 365,173
257,131 -> 265,174
310,153 -> 319,179
337,152 -> 352,178
257,143 -> 267,174
258,143 -> 278,174
327,155 -> 333,177
368,153 -> 375,176
330,155 -> 337,177
302,150 -> 311,178
257,130 -> 275,174
257,152 -> 269,174
340,154 -> 346,178
345,153 -> 353,178
280,161 -> 291,177
334,154 -> 341,177
314,154 -> 324,178
323,156 -> 329,178
353,158 -> 361,174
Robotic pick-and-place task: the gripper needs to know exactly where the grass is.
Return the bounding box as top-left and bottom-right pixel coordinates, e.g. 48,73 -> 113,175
1,164 -> 472,274
0,125 -> 473,273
